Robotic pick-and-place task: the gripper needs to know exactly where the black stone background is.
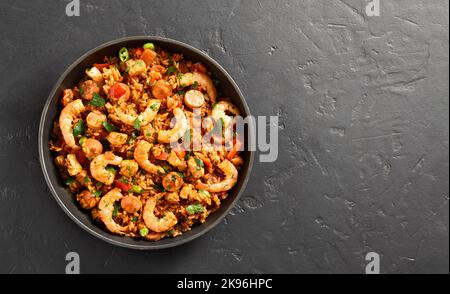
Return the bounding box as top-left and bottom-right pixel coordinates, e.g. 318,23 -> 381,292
0,0 -> 448,274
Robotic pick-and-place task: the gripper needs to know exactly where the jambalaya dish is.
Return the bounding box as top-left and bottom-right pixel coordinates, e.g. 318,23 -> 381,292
50,43 -> 244,240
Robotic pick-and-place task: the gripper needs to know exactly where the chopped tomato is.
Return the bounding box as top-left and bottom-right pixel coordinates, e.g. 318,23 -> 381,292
115,180 -> 132,192
154,151 -> 169,161
93,63 -> 110,71
191,62 -> 207,74
109,83 -> 126,99
174,149 -> 186,160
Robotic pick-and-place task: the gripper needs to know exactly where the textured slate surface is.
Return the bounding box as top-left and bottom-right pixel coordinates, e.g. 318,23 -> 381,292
0,0 -> 448,274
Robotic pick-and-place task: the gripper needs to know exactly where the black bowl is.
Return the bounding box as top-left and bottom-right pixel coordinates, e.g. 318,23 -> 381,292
38,36 -> 254,249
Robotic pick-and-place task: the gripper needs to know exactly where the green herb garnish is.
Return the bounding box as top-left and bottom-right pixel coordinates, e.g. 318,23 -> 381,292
112,202 -> 120,218
150,103 -> 159,111
90,93 -> 106,107
132,185 -> 143,194
166,65 -> 177,75
119,177 -> 129,184
102,121 -> 117,132
73,120 -> 85,137
162,164 -> 171,173
133,118 -> 142,131
65,177 -> 74,186
153,183 -> 165,192
198,189 -> 211,198
93,190 -> 102,197
186,203 -> 205,215
195,157 -> 204,168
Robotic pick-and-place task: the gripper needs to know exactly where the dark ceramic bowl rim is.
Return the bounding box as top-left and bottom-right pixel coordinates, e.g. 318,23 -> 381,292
38,36 -> 254,250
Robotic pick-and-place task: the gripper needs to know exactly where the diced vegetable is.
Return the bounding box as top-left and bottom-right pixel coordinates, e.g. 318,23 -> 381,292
109,83 -> 127,99
186,203 -> 205,215
195,157 -> 204,168
139,227 -> 149,237
93,190 -> 102,197
133,118 -> 142,131
166,65 -> 177,75
65,177 -> 74,186
131,185 -> 143,194
115,180 -> 132,192
112,202 -> 120,217
78,137 -> 86,146
102,121 -> 117,132
198,189 -> 211,198
143,43 -> 155,50
73,120 -> 85,137
119,47 -> 129,62
90,93 -> 106,107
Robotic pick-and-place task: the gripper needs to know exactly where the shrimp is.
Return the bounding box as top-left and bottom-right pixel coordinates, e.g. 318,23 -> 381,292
115,99 -> 160,127
211,101 -> 240,127
66,154 -> 82,176
90,151 -> 123,185
59,99 -> 85,148
143,196 -> 177,233
157,108 -> 188,143
195,159 -> 238,192
179,72 -> 217,102
98,188 -> 126,234
134,140 -> 165,175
